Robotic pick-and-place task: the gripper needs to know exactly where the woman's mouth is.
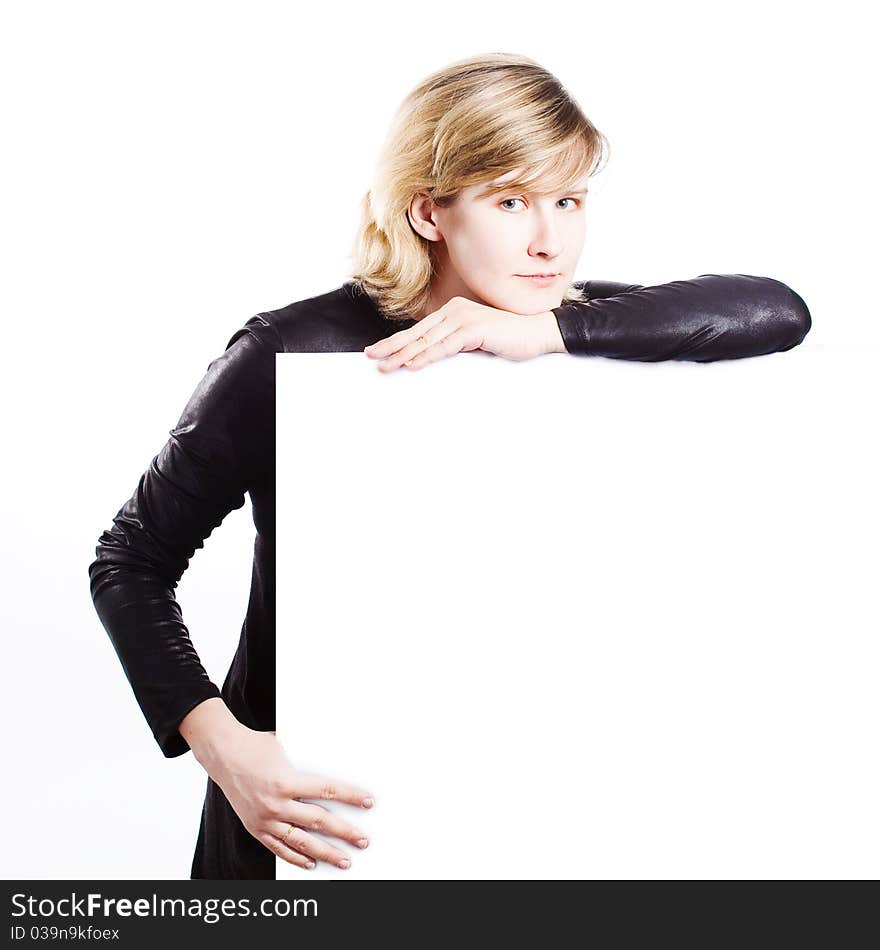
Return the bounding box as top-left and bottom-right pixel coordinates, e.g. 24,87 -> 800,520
517,273 -> 559,287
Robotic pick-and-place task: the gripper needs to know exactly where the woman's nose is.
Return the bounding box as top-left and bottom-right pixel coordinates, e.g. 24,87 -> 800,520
528,213 -> 562,258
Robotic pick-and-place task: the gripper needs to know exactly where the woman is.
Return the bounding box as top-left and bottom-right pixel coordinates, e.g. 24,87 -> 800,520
88,52 -> 812,881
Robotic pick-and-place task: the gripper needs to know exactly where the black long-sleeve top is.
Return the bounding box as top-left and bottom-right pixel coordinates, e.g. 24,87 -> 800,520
88,274 -> 812,878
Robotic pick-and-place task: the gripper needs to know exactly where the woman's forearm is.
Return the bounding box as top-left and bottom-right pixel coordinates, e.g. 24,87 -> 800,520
551,274 -> 812,361
534,311 -> 567,354
179,697 -> 247,769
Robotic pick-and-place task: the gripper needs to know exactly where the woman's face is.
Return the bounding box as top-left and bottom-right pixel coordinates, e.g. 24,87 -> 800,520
411,167 -> 589,316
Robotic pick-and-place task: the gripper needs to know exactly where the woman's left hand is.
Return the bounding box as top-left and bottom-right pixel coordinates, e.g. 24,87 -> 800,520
363,296 -> 565,372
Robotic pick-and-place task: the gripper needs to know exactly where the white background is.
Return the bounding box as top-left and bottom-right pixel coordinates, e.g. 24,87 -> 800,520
0,0 -> 876,879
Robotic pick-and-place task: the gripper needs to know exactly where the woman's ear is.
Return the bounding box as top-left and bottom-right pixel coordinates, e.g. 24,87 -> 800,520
408,192 -> 443,242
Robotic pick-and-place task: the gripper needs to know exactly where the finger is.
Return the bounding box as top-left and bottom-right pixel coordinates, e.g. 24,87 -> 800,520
258,831 -> 316,870
365,309 -> 446,359
380,323 -> 458,373
364,330 -> 409,360
267,820 -> 353,870
289,773 -> 375,809
405,327 -> 472,371
377,328 -> 443,371
284,801 -> 371,850
365,310 -> 445,358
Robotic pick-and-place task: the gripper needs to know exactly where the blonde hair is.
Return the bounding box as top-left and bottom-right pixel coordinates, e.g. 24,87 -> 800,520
347,52 -> 610,322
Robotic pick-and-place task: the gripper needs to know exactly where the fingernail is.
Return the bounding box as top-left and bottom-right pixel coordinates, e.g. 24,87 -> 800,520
356,837 -> 369,849
338,858 -> 351,869
305,861 -> 315,869
362,797 -> 374,808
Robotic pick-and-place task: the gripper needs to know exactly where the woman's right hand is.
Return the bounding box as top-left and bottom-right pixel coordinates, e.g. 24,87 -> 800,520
195,722 -> 375,871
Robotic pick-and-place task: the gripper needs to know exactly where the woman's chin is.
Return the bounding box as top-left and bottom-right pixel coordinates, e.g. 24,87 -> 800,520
495,293 -> 564,316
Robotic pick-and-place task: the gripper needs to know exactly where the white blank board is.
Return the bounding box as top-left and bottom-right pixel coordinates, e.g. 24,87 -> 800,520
277,344 -> 878,879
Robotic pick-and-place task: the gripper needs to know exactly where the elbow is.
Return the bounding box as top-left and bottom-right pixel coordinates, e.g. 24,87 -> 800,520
88,535 -> 104,602
88,535 -> 116,605
89,527 -> 149,605
770,279 -> 812,351
89,525 -> 185,604
88,548 -> 109,605
783,284 -> 812,348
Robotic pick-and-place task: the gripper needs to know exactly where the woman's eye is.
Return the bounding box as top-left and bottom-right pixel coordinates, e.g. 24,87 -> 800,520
499,197 -> 582,211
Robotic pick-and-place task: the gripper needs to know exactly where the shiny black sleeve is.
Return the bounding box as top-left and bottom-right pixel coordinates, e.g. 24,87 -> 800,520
88,315 -> 280,758
551,274 -> 812,361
